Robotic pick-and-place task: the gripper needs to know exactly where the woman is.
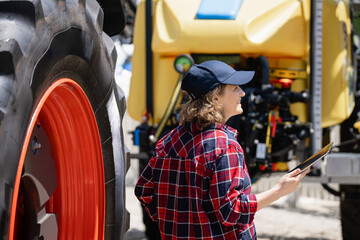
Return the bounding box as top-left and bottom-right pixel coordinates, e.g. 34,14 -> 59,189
135,60 -> 308,239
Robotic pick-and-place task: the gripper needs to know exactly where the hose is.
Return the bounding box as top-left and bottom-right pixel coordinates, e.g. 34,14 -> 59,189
154,74 -> 183,141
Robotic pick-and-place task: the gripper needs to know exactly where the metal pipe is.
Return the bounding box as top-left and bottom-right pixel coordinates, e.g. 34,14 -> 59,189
310,0 -> 323,156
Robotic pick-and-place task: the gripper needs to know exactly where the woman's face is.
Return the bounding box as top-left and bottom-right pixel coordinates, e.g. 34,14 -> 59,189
215,84 -> 245,122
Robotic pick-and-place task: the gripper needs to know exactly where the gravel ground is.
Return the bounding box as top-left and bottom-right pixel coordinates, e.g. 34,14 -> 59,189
124,185 -> 341,240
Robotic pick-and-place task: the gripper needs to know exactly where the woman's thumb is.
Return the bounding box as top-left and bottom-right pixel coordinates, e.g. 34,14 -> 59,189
288,168 -> 301,177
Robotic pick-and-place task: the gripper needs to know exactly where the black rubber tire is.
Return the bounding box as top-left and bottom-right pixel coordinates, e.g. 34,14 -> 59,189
0,0 -> 129,239
340,185 -> 360,240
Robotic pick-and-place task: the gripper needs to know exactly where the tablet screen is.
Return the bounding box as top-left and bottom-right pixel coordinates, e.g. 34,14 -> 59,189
288,142 -> 333,174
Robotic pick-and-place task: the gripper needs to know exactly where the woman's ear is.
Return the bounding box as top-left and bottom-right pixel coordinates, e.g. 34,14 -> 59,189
212,95 -> 219,103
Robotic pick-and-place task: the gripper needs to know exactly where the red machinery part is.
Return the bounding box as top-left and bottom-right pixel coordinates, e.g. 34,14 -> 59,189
10,79 -> 105,240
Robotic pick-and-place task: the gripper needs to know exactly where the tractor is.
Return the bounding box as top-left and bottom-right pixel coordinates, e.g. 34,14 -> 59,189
0,0 -> 133,239
128,0 -> 360,239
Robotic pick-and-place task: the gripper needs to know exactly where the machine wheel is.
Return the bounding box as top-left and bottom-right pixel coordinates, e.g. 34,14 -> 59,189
340,185 -> 360,240
0,0 -> 129,239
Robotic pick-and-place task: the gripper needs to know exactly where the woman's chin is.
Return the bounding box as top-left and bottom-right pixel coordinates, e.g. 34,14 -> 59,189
236,106 -> 243,114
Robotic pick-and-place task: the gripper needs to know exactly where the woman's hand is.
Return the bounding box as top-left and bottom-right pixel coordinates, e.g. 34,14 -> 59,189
256,168 -> 309,211
274,168 -> 309,198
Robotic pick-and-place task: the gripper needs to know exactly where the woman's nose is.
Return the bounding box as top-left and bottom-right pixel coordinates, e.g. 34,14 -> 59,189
240,87 -> 245,97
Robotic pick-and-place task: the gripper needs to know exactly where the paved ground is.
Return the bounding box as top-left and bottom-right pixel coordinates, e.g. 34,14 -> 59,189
124,184 -> 341,240
255,196 -> 341,239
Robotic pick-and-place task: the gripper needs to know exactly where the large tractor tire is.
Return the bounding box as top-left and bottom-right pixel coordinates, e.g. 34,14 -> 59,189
340,185 -> 360,240
0,0 -> 129,239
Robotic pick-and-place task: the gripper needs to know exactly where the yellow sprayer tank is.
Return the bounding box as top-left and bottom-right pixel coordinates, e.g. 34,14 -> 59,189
128,0 -> 355,128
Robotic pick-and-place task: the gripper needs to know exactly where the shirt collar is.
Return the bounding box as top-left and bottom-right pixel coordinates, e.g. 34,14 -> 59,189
182,122 -> 238,138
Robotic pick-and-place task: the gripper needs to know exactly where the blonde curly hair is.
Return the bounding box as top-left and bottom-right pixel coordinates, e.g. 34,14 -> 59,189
179,84 -> 226,128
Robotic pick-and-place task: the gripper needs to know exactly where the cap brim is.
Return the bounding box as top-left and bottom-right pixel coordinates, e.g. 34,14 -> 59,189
221,71 -> 255,86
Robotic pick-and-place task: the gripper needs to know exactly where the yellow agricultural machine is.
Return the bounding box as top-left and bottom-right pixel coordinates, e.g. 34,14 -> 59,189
128,0 -> 360,239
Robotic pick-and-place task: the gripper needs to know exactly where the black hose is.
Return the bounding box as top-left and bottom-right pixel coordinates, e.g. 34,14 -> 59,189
322,183 -> 341,197
255,56 -> 270,88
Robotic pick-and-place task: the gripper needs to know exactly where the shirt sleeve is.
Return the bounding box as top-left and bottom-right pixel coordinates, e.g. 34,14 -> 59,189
209,145 -> 258,227
134,157 -> 158,222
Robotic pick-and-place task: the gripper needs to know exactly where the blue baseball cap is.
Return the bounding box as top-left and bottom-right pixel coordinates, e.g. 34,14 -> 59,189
181,60 -> 255,100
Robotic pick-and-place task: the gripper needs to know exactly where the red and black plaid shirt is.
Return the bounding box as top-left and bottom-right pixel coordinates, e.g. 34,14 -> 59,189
135,123 -> 258,239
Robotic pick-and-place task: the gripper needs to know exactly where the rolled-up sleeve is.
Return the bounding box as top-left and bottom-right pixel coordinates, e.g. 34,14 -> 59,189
209,145 -> 257,226
134,157 -> 158,221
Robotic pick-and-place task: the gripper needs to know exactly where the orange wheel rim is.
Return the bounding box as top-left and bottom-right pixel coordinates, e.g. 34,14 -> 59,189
9,78 -> 105,240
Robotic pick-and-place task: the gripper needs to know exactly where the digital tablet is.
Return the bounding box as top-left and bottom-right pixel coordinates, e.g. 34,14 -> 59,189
288,142 -> 334,174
